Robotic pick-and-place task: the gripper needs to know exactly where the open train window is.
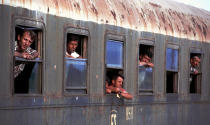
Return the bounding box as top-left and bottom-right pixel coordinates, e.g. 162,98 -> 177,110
14,25 -> 43,94
189,52 -> 201,94
64,33 -> 88,94
166,47 -> 179,93
105,40 -> 124,93
138,44 -> 154,93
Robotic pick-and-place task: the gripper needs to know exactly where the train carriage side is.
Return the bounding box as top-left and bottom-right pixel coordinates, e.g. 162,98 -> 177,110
1,0 -> 210,125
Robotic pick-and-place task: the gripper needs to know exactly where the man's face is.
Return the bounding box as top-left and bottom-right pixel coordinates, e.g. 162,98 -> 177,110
67,40 -> 78,53
142,55 -> 151,63
113,76 -> 123,88
191,57 -> 200,67
18,32 -> 33,51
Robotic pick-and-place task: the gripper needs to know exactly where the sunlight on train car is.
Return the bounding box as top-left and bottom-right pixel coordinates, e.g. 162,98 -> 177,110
172,0 -> 210,11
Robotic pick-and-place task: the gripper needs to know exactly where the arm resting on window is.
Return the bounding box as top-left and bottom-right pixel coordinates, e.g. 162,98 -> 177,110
119,88 -> 133,100
106,85 -> 120,93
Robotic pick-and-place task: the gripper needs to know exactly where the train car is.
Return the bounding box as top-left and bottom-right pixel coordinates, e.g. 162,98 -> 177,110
1,0 -> 210,124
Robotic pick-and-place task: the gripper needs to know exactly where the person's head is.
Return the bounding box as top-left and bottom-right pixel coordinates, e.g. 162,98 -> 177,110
190,56 -> 200,68
67,35 -> 79,54
140,54 -> 151,63
17,30 -> 36,51
112,74 -> 124,88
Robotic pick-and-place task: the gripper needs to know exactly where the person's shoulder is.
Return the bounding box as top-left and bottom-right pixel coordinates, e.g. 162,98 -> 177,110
15,41 -> 18,51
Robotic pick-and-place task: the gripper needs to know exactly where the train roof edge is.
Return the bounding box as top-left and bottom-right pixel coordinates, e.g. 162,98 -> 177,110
1,0 -> 210,42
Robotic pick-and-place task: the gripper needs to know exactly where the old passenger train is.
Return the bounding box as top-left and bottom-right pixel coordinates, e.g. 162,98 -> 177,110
1,0 -> 210,124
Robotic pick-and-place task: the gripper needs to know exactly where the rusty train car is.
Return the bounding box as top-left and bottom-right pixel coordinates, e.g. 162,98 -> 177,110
1,0 -> 210,124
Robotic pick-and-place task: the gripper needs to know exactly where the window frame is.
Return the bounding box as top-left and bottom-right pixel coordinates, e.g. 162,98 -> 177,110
189,48 -> 202,94
137,39 -> 155,95
165,44 -> 179,94
63,26 -> 90,96
104,32 -> 126,95
11,17 -> 45,96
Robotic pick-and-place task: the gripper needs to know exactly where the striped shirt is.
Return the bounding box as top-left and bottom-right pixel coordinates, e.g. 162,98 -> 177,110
14,41 -> 38,78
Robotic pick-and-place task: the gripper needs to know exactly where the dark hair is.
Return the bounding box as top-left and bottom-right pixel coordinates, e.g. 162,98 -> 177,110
68,35 -> 80,44
106,76 -> 110,83
147,51 -> 153,58
191,55 -> 200,59
20,29 -> 36,41
112,74 -> 124,81
139,45 -> 153,59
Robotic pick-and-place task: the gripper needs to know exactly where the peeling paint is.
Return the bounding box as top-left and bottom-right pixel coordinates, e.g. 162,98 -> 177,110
1,0 -> 210,42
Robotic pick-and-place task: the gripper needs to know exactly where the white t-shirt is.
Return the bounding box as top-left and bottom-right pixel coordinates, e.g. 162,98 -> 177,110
71,52 -> 80,58
66,51 -> 80,58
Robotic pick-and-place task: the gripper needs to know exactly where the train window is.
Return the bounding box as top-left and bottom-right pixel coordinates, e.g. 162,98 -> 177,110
189,53 -> 201,93
105,40 -> 124,93
166,48 -> 178,93
64,33 -> 88,94
106,40 -> 123,68
14,25 -> 43,94
138,44 -> 154,93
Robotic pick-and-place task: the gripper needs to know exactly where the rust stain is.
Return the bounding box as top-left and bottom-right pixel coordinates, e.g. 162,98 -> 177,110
121,2 -> 126,10
73,2 -> 81,11
121,14 -> 124,19
111,10 -> 116,20
139,8 -> 147,28
90,3 -> 98,15
2,0 -> 210,42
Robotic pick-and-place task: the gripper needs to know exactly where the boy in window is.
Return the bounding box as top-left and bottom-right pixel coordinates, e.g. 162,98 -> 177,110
66,35 -> 81,58
139,53 -> 154,67
14,29 -> 38,78
106,74 -> 133,100
190,56 -> 200,75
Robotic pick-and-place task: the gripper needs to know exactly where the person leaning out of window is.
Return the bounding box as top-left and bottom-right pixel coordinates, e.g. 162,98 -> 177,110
139,53 -> 154,67
190,56 -> 200,75
66,35 -> 81,58
106,74 -> 133,100
14,29 -> 39,78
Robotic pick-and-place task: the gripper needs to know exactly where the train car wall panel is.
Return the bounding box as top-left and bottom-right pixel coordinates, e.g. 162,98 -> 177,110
201,42 -> 210,99
126,31 -> 139,96
0,5 -> 12,96
0,109 -> 45,125
154,34 -> 166,98
207,43 -> 210,97
45,15 -> 63,95
88,23 -> 104,96
124,30 -> 137,97
179,39 -> 190,97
